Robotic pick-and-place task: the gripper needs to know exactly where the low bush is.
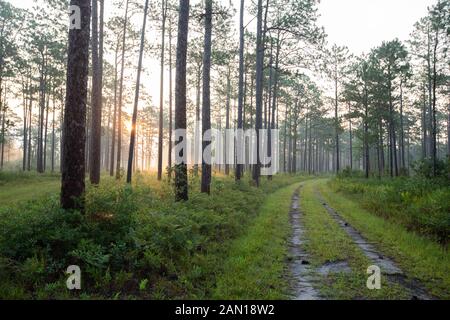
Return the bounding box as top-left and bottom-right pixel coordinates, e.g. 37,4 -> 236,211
0,173 -> 302,299
330,174 -> 450,245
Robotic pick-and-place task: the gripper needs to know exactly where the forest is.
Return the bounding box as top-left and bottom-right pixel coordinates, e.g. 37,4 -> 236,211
0,0 -> 449,301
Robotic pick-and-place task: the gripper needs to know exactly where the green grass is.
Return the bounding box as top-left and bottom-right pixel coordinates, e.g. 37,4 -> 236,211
2,171 -> 447,300
320,179 -> 450,299
300,179 -> 407,300
213,183 -> 301,299
0,172 -> 305,299
0,172 -> 61,207
330,176 -> 450,244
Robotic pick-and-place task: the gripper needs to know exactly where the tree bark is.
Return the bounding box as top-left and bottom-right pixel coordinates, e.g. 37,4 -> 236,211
116,0 -> 129,180
22,74 -> 29,171
126,0 -> 149,184
61,0 -> 91,211
157,0 -> 168,181
168,18 -> 173,179
109,37 -> 120,176
37,52 -> 47,173
193,63 -> 201,176
43,84 -> 50,171
174,0 -> 190,201
89,0 -> 103,184
27,93 -> 33,171
225,66 -> 231,176
268,35 -> 280,180
334,70 -> 339,173
400,80 -> 406,171
348,103 -> 353,171
252,0 -> 264,186
235,0 -> 245,181
51,88 -> 56,173
201,0 -> 212,194
447,96 -> 450,159
431,27 -> 439,176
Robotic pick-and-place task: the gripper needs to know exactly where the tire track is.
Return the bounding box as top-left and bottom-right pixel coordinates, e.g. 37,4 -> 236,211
288,187 -> 322,300
316,191 -> 433,300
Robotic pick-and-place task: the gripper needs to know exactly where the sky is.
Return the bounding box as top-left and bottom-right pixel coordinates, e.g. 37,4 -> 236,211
318,0 -> 434,54
8,0 -> 436,56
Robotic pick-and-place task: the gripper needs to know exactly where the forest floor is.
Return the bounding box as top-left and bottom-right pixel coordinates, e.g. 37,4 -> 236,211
0,173 -> 448,300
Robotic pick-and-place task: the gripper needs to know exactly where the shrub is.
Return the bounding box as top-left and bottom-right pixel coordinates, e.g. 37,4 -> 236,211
331,175 -> 449,245
0,174 -> 301,299
412,158 -> 450,179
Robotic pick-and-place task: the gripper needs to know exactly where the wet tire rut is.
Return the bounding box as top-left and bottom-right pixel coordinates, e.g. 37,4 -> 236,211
316,191 -> 434,300
288,187 -> 322,300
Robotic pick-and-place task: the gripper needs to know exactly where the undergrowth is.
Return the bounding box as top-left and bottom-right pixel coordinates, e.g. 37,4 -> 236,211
330,173 -> 450,245
0,173 -> 302,299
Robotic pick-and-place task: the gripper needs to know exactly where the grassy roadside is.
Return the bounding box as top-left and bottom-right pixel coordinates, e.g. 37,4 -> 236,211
0,172 -> 60,207
319,179 -> 450,299
213,183 -> 301,299
300,179 -> 407,299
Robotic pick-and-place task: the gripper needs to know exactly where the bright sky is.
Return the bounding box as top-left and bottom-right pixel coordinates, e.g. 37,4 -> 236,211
8,0 -> 435,52
7,0 -> 436,56
318,0 -> 435,54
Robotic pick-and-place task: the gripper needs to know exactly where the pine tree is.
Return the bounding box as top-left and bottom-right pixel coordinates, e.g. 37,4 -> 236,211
61,0 -> 91,211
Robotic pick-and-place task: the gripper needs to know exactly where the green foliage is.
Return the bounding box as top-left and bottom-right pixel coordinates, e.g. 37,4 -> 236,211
0,173 -> 301,299
412,158 -> 450,179
0,171 -> 60,186
337,166 -> 364,179
331,175 -> 450,244
319,179 -> 450,299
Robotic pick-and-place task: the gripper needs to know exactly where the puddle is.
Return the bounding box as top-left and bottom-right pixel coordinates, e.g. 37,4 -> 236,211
317,261 -> 351,276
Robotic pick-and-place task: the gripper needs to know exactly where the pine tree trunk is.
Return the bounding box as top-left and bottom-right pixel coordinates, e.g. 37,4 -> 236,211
400,81 -> 406,171
51,89 -> 56,173
22,75 -> 29,171
334,74 -> 339,173
157,0 -> 167,181
126,0 -> 149,184
168,19 -> 173,179
43,86 -> 50,172
109,37 -> 120,176
225,66 -> 231,176
422,86 -> 428,159
37,54 -> 46,173
268,35 -> 280,180
116,0 -> 129,180
174,0 -> 190,201
252,0 -> 264,186
99,0 -> 104,168
27,94 -> 32,171
364,106 -> 369,179
193,65 -> 201,176
431,28 -> 438,176
348,103 -> 353,171
61,0 -> 91,211
235,0 -> 245,181
201,0 -> 212,194
447,97 -> 450,159
0,104 -> 5,169
89,0 -> 103,185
